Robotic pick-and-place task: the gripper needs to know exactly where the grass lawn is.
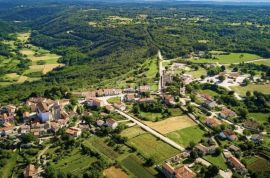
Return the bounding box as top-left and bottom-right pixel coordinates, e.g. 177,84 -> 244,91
0,151 -> 18,178
248,113 -> 269,124
127,133 -> 179,163
198,89 -> 219,97
253,59 -> 270,66
52,148 -> 96,174
121,126 -> 146,139
166,126 -> 205,148
187,68 -> 207,78
107,97 -> 121,104
203,155 -> 228,170
168,108 -> 184,117
190,52 -> 260,64
121,154 -> 157,178
244,156 -> 270,172
230,84 -> 270,96
144,57 -> 158,92
139,111 -> 163,121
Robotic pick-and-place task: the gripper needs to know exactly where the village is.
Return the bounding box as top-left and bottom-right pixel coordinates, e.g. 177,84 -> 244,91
0,51 -> 270,178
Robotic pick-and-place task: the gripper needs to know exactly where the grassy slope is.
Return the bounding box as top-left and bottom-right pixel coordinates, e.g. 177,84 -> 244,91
230,84 -> 270,96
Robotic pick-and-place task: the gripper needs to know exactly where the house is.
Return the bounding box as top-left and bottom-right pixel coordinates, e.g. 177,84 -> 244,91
124,93 -> 136,102
194,143 -> 217,155
50,121 -> 60,133
6,104 -> 16,114
66,127 -> 82,138
24,164 -> 39,178
105,118 -> 118,129
227,156 -> 247,173
219,129 -> 237,141
199,93 -> 213,102
181,74 -> 193,85
138,98 -> 154,103
85,98 -> 105,108
0,113 -> 13,124
0,126 -> 15,136
163,95 -> 175,105
205,117 -> 222,128
36,101 -> 51,122
243,120 -> 260,132
23,112 -> 30,122
219,107 -> 237,119
203,100 -> 218,109
161,163 -> 196,178
251,134 -> 263,143
19,124 -> 31,134
228,145 -> 241,152
97,120 -> 105,127
113,102 -> 126,111
103,89 -> 122,96
123,87 -> 136,93
139,85 -> 150,93
162,72 -> 173,88
105,105 -> 115,112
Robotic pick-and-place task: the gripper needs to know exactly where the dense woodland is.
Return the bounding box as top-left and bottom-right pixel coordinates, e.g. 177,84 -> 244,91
0,1 -> 270,104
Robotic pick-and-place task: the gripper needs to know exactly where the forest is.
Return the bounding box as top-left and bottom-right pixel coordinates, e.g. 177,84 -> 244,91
0,0 -> 270,104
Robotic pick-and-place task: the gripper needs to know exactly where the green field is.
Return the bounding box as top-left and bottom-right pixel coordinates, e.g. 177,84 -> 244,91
244,156 -> 270,172
83,136 -> 120,160
121,126 -> 146,139
0,151 -> 18,178
230,84 -> 270,96
203,155 -> 228,170
166,126 -> 205,148
198,89 -> 219,97
187,68 -> 207,78
51,148 -> 97,174
107,97 -> 121,104
139,111 -> 163,121
190,52 -> 260,64
127,133 -> 179,163
253,59 -> 270,66
168,108 -> 184,117
145,58 -> 158,91
248,113 -> 269,124
121,155 -> 157,178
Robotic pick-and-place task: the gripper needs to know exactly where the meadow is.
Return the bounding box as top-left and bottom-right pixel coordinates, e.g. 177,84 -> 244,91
190,52 -> 261,64
203,155 -> 228,170
244,156 -> 270,172
166,126 -> 205,148
230,84 -> 270,96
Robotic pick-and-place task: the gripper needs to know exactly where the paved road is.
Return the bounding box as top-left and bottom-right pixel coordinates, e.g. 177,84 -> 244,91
115,109 -> 185,151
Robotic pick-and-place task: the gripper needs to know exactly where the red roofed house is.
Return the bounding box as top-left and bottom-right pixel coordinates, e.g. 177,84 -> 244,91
219,129 -> 237,141
227,156 -> 247,173
205,117 -> 222,128
219,107 -> 237,119
113,102 -> 126,111
105,118 -> 118,129
85,98 -> 105,108
66,127 -> 82,138
162,163 -> 196,178
124,93 -> 136,102
24,164 -> 39,178
163,95 -> 175,105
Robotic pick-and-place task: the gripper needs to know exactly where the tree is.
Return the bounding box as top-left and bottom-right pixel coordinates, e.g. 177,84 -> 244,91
238,107 -> 248,119
218,75 -> 225,82
204,165 -> 219,178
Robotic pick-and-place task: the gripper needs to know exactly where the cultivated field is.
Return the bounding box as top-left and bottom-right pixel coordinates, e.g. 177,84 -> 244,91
121,155 -> 157,178
144,115 -> 196,134
244,156 -> 270,172
127,133 -> 179,163
166,126 -> 205,148
103,166 -> 128,178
